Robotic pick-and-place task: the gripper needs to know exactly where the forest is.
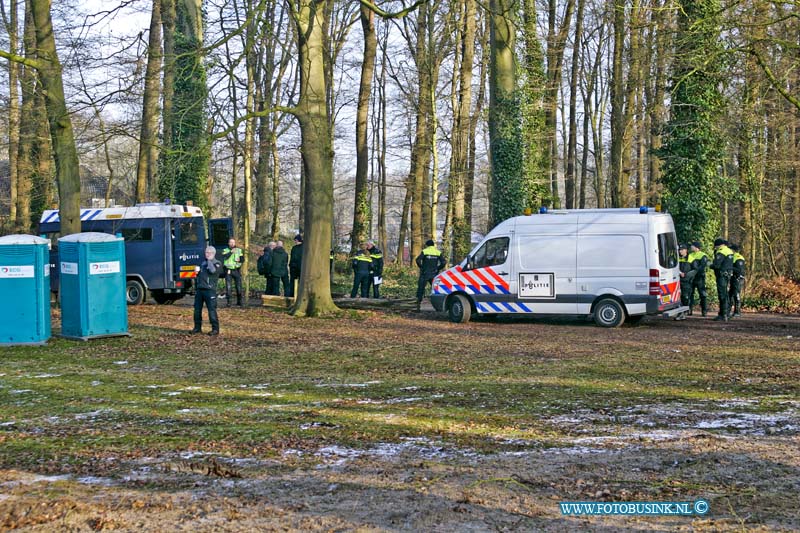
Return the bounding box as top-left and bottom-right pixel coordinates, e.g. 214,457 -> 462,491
0,0 -> 798,315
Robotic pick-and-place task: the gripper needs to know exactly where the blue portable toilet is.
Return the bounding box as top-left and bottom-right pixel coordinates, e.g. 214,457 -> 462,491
58,232 -> 130,340
0,235 -> 51,345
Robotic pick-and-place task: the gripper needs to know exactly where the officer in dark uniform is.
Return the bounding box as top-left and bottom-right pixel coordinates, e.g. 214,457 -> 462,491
711,238 -> 735,321
729,243 -> 746,317
350,243 -> 373,298
289,235 -> 303,298
366,241 -> 383,298
678,243 -> 695,308
688,241 -> 709,316
191,246 -> 222,336
416,239 -> 446,310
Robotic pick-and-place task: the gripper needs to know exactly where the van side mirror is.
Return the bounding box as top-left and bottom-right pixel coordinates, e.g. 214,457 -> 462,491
465,257 -> 474,271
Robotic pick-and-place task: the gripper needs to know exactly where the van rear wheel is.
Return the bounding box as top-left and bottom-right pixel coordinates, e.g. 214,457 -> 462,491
594,298 -> 625,328
448,295 -> 472,324
126,280 -> 146,305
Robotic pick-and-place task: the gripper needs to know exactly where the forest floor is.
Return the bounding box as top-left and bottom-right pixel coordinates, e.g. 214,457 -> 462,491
1,301 -> 799,531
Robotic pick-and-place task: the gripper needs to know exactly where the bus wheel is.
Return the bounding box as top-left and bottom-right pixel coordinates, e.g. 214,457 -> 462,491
593,298 -> 625,328
448,295 -> 472,324
126,280 -> 146,305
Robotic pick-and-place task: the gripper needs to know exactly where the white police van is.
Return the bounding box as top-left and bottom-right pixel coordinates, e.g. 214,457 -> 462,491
430,208 -> 688,326
39,203 -> 232,305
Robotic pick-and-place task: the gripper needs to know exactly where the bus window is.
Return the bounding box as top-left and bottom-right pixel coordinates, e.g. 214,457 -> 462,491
120,228 -> 153,242
179,220 -> 201,245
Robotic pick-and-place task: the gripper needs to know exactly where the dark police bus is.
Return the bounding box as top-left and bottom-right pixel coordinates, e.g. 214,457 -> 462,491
39,203 -> 232,305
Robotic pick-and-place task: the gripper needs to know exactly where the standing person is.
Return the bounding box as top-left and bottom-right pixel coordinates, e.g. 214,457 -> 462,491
729,243 -> 746,317
191,246 -> 222,336
678,244 -> 695,309
222,238 -> 244,307
269,240 -> 290,296
289,235 -> 304,298
350,243 -> 373,298
366,241 -> 384,298
261,242 -> 276,295
688,241 -> 709,316
415,239 -> 446,311
711,238 -> 735,321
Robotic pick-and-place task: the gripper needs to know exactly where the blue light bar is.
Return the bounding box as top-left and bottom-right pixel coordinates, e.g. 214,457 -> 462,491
539,207 -> 548,214
639,206 -> 648,214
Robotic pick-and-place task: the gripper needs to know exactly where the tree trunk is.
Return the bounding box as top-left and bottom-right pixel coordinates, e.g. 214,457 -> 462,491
489,0 -> 525,227
136,0 -> 162,204
610,0 -> 626,207
31,0 -> 81,235
565,0 -> 584,209
3,0 -> 19,227
408,3 -> 431,258
291,0 -> 338,316
351,5 -> 376,251
450,0 -> 475,263
396,184 -> 411,264
159,0 -> 175,202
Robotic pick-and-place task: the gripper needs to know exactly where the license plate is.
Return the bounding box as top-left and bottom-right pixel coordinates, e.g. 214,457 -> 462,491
661,295 -> 671,303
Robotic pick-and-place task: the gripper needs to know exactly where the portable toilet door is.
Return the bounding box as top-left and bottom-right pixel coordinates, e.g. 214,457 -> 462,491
0,235 -> 51,345
58,232 -> 130,340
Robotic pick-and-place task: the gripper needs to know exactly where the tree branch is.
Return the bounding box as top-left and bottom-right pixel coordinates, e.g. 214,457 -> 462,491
748,47 -> 800,112
0,48 -> 41,68
359,0 -> 428,19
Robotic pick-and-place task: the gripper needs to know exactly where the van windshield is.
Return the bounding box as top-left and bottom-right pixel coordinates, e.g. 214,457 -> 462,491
658,232 -> 678,268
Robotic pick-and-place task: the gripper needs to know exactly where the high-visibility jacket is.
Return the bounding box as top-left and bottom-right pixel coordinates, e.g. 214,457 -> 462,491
369,246 -> 384,276
222,247 -> 243,270
732,253 -> 746,278
352,252 -> 372,275
688,250 -> 708,274
712,245 -> 734,274
416,246 -> 446,279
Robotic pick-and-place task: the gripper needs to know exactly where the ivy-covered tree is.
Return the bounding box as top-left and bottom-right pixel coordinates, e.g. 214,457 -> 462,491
158,0 -> 209,210
488,0 -> 525,227
659,0 -> 726,244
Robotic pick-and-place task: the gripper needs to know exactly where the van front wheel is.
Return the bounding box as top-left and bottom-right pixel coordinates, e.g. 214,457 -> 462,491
448,295 -> 472,324
594,298 -> 625,328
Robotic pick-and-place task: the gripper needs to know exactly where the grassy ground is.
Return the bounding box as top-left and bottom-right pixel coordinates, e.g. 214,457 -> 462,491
0,302 -> 798,531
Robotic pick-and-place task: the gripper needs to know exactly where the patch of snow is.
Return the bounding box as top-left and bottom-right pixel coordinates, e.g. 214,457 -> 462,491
76,476 -> 116,486
10,389 -> 33,394
32,373 -> 61,378
162,391 -> 182,396
91,381 -> 102,386
113,360 -> 128,365
316,381 -> 383,388
74,409 -> 114,420
0,421 -> 15,427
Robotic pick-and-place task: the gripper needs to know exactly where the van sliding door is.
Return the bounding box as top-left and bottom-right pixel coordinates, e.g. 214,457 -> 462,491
515,234 -> 578,314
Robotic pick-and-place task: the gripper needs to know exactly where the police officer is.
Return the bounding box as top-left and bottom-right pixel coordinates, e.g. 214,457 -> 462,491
416,239 -> 446,311
366,241 -> 383,298
688,241 -> 709,316
711,238 -> 735,321
678,243 -> 695,309
729,243 -> 746,317
350,243 -> 373,298
222,238 -> 243,307
191,246 -> 222,336
289,235 -> 303,297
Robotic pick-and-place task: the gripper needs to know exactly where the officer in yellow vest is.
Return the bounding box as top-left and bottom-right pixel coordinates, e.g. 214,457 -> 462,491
729,243 -> 746,317
222,238 -> 244,307
711,238 -> 735,321
366,241 -> 384,298
350,243 -> 373,298
416,239 -> 446,310
678,244 -> 695,308
688,241 -> 709,316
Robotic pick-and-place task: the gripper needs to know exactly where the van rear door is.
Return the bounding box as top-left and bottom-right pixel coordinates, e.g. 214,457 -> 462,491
655,230 -> 680,310
208,218 -> 233,255
172,217 -> 205,284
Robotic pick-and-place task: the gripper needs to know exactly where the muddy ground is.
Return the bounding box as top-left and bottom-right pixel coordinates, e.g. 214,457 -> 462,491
1,305 -> 799,532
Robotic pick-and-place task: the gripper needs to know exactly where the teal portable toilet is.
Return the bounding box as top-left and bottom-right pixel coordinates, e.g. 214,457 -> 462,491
59,232 -> 130,340
0,235 -> 51,345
